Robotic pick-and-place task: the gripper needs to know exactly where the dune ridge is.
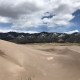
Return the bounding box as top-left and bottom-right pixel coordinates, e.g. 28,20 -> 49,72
0,40 -> 80,80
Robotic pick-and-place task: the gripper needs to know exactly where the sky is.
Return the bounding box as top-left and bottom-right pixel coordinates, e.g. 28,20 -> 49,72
0,0 -> 80,33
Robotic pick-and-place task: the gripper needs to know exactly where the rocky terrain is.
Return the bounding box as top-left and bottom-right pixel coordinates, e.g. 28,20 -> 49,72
0,32 -> 80,43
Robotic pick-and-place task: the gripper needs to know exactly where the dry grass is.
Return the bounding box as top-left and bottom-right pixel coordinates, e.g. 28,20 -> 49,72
30,43 -> 80,46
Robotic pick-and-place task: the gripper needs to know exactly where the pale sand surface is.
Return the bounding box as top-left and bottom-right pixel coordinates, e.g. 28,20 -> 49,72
0,40 -> 80,80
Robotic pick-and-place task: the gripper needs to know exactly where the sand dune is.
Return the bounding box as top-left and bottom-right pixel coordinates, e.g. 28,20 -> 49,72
0,40 -> 80,80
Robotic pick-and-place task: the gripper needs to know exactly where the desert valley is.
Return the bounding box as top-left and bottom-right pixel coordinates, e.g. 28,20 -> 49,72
0,0 -> 80,80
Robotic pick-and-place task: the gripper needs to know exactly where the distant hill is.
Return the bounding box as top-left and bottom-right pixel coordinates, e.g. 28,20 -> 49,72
0,32 -> 80,43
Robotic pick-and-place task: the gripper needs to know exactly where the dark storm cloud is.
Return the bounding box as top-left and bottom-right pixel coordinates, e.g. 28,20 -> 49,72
0,1 -> 40,19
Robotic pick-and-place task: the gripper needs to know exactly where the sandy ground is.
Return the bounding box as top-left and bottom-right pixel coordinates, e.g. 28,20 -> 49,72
0,40 -> 80,80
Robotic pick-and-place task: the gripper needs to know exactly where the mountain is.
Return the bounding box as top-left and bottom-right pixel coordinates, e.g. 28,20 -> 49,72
0,32 -> 80,43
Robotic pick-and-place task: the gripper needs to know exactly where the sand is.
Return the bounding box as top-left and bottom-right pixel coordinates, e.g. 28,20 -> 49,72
0,40 -> 80,80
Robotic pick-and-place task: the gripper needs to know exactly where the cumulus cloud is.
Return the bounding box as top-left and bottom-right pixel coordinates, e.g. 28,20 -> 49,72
0,0 -> 80,31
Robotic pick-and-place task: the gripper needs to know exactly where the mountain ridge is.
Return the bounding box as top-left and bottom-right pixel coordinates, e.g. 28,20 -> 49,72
0,32 -> 80,43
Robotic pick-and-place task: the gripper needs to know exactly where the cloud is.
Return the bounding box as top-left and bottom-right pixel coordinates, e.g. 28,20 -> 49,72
0,16 -> 9,23
42,14 -> 74,27
0,28 -> 39,33
65,30 -> 79,34
0,0 -> 42,19
0,0 -> 80,31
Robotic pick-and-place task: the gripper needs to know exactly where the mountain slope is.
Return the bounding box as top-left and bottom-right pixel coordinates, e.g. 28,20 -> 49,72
0,32 -> 80,43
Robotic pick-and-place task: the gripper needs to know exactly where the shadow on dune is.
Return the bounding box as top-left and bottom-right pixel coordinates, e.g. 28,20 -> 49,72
0,50 -> 22,67
54,48 -> 80,69
39,47 -> 80,68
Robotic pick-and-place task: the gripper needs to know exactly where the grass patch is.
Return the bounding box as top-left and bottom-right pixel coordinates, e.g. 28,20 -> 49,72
26,43 -> 80,46
51,43 -> 80,46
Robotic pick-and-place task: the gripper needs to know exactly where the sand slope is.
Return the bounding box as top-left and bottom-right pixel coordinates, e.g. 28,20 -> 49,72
0,40 -> 80,80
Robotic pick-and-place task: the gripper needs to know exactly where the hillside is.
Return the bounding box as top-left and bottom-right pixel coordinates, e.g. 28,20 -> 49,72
0,40 -> 80,80
0,32 -> 80,43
